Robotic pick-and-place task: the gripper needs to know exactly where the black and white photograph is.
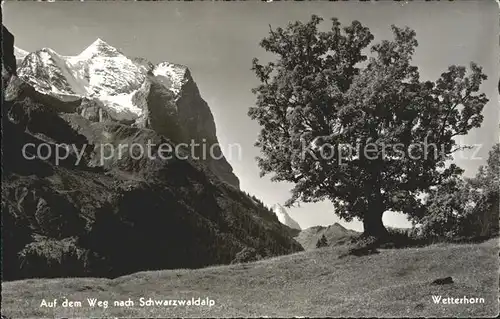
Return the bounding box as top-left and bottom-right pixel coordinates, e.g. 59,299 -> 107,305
1,1 -> 499,318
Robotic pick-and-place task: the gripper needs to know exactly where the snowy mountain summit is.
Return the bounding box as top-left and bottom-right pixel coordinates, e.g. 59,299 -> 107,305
16,39 -> 189,120
271,204 -> 301,230
14,46 -> 29,66
14,39 -> 240,188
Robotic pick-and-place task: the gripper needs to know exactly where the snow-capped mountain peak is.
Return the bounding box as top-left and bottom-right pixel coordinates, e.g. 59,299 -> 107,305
14,46 -> 29,69
92,38 -> 107,46
15,40 -> 193,121
271,204 -> 301,230
153,62 -> 190,95
14,46 -> 29,60
78,38 -> 122,59
19,47 -> 89,100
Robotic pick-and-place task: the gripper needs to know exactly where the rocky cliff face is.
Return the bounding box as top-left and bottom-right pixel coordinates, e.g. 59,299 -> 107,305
2,27 -> 301,280
2,25 -> 17,76
15,39 -> 239,188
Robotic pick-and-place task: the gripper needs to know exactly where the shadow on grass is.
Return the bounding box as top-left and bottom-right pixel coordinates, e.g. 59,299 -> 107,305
338,230 -> 497,259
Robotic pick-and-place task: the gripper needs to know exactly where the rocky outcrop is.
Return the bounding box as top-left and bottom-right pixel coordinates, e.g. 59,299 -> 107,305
431,276 -> 454,285
77,98 -> 111,123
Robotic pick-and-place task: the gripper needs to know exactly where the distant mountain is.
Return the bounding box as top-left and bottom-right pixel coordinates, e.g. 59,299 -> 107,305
14,46 -> 28,66
295,223 -> 360,250
271,204 -> 302,230
15,38 -> 239,188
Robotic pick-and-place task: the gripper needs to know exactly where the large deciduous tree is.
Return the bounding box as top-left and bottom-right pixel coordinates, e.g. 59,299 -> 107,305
249,15 -> 488,239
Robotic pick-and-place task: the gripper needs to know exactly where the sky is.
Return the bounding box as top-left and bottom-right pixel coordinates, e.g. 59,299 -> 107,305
4,1 -> 499,231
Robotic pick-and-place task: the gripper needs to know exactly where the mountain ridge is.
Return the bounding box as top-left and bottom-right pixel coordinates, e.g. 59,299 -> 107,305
294,222 -> 360,250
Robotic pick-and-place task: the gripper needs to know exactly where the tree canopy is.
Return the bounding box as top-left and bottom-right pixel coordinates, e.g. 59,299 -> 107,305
249,15 -> 489,238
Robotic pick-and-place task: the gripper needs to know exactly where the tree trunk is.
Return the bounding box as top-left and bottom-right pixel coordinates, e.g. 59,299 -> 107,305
362,208 -> 388,240
363,173 -> 388,240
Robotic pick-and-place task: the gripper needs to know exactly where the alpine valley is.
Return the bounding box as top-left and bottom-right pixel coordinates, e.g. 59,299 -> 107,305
1,27 -> 303,280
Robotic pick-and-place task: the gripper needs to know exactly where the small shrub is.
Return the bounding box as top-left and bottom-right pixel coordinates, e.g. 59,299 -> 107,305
230,247 -> 262,264
316,235 -> 328,248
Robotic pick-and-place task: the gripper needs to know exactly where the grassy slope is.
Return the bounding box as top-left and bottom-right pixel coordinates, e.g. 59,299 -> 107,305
2,239 -> 498,318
